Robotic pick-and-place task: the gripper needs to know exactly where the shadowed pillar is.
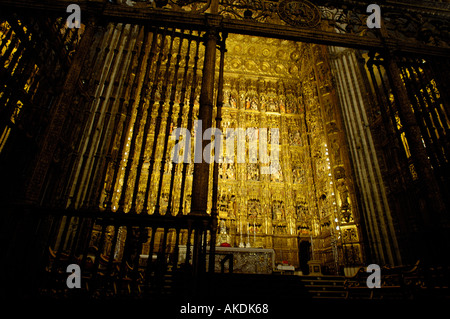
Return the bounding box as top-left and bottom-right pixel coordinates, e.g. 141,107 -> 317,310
190,17 -> 220,216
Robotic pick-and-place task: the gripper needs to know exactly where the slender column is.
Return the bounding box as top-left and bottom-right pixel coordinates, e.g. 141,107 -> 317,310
209,33 -> 227,272
347,53 -> 401,264
331,50 -> 386,264
190,22 -> 219,216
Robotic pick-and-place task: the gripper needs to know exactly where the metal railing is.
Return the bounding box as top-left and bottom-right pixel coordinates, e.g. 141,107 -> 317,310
19,207 -> 215,299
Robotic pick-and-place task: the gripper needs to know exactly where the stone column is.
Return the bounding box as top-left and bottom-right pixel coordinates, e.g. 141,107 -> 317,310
329,47 -> 402,265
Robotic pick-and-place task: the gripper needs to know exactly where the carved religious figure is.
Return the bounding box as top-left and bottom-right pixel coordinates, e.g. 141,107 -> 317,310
272,200 -> 285,220
267,97 -> 278,112
247,199 -> 261,219
336,178 -> 349,206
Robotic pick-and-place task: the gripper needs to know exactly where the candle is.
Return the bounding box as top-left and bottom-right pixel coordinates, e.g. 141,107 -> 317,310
253,219 -> 256,245
247,222 -> 250,247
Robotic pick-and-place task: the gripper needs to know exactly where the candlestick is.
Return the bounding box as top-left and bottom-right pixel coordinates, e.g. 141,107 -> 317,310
253,219 -> 256,246
239,217 -> 244,247
246,222 -> 250,248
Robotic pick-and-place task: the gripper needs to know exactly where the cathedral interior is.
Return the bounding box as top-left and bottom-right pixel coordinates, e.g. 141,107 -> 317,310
0,0 -> 449,309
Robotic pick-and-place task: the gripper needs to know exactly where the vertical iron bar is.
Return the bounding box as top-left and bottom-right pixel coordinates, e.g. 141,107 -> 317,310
173,227 -> 181,271
185,223 -> 193,268
412,63 -> 450,154
166,30 -> 193,217
401,65 -> 441,170
158,227 -> 169,276
375,62 -> 410,163
144,226 -> 157,288
118,27 -> 166,214
82,28 -> 126,209
131,226 -> 146,294
143,28 -> 176,215
367,58 -> 407,181
91,220 -> 108,280
158,30 -> 185,216
202,226 -> 208,273
123,26 -> 163,214
106,224 -> 119,277
104,26 -> 151,211
178,33 -> 201,216
92,25 -> 139,209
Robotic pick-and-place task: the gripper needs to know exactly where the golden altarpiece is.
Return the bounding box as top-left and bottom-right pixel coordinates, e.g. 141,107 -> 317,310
0,0 -> 449,299
214,35 -> 360,270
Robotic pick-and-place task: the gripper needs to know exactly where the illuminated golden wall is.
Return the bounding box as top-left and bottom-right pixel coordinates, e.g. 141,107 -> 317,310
215,35 -> 362,269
